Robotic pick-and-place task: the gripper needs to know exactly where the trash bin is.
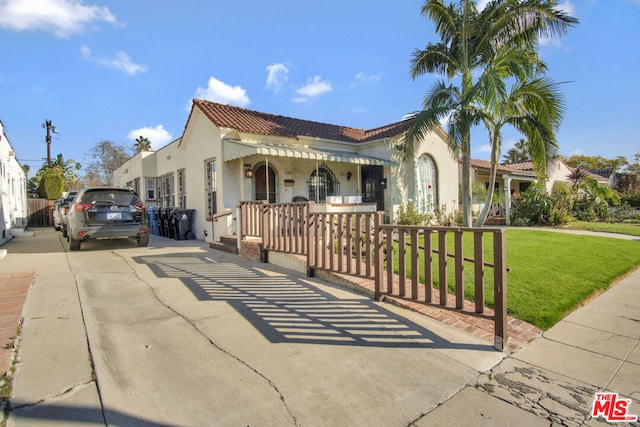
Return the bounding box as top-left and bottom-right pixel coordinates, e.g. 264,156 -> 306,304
166,208 -> 176,239
147,206 -> 159,236
174,209 -> 196,240
158,207 -> 167,237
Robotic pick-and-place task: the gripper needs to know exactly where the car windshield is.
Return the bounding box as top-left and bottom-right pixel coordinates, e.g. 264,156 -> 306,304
80,190 -> 140,205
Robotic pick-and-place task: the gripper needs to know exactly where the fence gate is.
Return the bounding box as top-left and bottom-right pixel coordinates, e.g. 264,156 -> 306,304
27,198 -> 52,227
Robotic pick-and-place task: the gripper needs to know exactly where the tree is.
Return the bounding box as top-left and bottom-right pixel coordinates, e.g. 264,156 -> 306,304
30,154 -> 82,199
475,73 -> 565,226
567,167 -> 590,189
133,136 -> 152,153
36,167 -> 64,200
85,140 -> 130,186
403,0 -> 577,226
564,154 -> 628,172
502,138 -> 531,164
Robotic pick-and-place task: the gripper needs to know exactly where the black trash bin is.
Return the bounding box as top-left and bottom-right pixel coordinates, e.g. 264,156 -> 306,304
174,209 -> 196,240
158,207 -> 167,237
166,208 -> 176,239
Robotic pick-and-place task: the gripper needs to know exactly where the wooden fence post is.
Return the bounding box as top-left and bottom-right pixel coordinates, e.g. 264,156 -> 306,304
493,229 -> 508,351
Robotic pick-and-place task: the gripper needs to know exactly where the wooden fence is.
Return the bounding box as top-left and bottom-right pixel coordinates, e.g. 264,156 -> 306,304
238,201 -> 508,350
27,198 -> 52,227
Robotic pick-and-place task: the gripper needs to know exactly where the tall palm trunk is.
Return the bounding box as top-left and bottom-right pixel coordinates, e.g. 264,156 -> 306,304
461,138 -> 473,227
475,132 -> 501,226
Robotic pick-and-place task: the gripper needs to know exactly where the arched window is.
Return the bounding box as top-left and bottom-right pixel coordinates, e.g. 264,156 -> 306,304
415,154 -> 438,213
308,164 -> 339,202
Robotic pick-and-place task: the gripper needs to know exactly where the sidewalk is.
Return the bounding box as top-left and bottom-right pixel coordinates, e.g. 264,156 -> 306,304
422,266 -> 640,426
1,227 -> 639,425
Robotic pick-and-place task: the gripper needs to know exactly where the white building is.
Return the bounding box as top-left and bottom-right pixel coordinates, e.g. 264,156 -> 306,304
0,121 -> 29,244
114,100 -> 460,243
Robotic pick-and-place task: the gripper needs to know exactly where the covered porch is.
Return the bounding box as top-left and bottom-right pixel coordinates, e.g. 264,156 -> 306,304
471,160 -> 537,225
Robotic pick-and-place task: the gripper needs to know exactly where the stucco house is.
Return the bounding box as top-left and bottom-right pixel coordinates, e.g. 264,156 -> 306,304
113,99 -> 459,243
469,158 -> 611,224
0,121 -> 29,244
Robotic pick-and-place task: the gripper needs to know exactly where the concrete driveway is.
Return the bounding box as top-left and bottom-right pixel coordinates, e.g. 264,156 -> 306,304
1,228 -> 505,426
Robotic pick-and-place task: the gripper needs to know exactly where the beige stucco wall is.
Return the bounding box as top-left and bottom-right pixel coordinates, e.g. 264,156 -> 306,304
388,131 -> 459,222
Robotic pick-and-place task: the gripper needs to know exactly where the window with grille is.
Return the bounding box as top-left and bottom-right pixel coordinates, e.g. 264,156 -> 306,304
146,177 -> 156,201
159,174 -> 174,206
415,154 -> 438,213
177,169 -> 186,208
308,164 -> 339,203
205,158 -> 217,219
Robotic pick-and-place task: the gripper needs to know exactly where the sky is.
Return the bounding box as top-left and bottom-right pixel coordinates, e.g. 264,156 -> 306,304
0,0 -> 639,177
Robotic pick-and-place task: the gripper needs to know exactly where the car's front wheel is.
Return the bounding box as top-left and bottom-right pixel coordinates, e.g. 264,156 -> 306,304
62,225 -> 68,238
137,233 -> 150,247
69,237 -> 81,251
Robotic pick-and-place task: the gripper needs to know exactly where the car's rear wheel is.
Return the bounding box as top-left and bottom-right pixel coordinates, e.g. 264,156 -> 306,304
69,237 -> 81,251
137,233 -> 149,247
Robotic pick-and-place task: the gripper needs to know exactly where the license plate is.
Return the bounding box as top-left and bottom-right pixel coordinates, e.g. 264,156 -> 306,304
107,212 -> 122,220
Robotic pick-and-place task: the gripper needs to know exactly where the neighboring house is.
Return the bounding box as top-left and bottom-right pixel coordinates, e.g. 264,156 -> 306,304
114,100 -> 459,242
507,159 -> 610,189
588,168 -> 616,187
470,158 -> 611,224
469,159 -> 538,224
0,121 -> 29,243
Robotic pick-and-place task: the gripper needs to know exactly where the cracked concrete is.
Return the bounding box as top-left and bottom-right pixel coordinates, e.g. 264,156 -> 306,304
2,229 -> 504,426
3,228 -> 639,426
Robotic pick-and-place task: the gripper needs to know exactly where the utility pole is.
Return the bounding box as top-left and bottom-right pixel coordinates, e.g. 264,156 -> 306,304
42,120 -> 57,165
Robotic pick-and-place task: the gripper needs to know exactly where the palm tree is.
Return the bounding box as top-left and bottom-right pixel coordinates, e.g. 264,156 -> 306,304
474,75 -> 565,226
502,138 -> 531,164
134,136 -> 152,153
567,167 -> 590,189
403,0 -> 577,226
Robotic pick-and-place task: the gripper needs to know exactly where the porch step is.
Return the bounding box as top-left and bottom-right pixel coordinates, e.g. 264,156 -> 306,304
209,235 -> 239,254
484,215 -> 506,226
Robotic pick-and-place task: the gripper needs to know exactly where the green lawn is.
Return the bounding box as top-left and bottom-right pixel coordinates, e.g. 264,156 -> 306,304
563,221 -> 640,237
388,229 -> 640,330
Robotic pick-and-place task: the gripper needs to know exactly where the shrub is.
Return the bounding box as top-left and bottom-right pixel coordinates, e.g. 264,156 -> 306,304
620,191 -> 640,208
396,203 -> 431,226
37,169 -> 64,200
511,184 -> 555,225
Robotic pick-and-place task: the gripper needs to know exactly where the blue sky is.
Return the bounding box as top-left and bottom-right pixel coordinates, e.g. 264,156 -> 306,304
1,0 -> 638,177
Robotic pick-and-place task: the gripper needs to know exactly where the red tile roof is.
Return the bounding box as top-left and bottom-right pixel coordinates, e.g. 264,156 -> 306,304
193,99 -> 409,143
470,159 -> 537,176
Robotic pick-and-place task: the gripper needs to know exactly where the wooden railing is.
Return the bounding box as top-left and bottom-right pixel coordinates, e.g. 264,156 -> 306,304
262,201 -> 312,255
239,200 -> 267,238
307,211 -> 383,279
372,225 -> 507,350
237,202 -> 508,350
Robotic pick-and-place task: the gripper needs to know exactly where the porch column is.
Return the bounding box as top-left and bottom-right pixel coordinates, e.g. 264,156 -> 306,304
503,175 -> 512,225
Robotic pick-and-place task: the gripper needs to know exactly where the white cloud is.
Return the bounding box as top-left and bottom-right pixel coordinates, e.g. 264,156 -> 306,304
127,125 -> 173,151
0,0 -> 116,39
349,72 -> 381,89
476,144 -> 492,154
266,63 -> 289,92
193,76 -> 250,108
294,76 -> 332,102
476,0 -> 490,11
81,46 -> 148,75
539,1 -> 575,48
